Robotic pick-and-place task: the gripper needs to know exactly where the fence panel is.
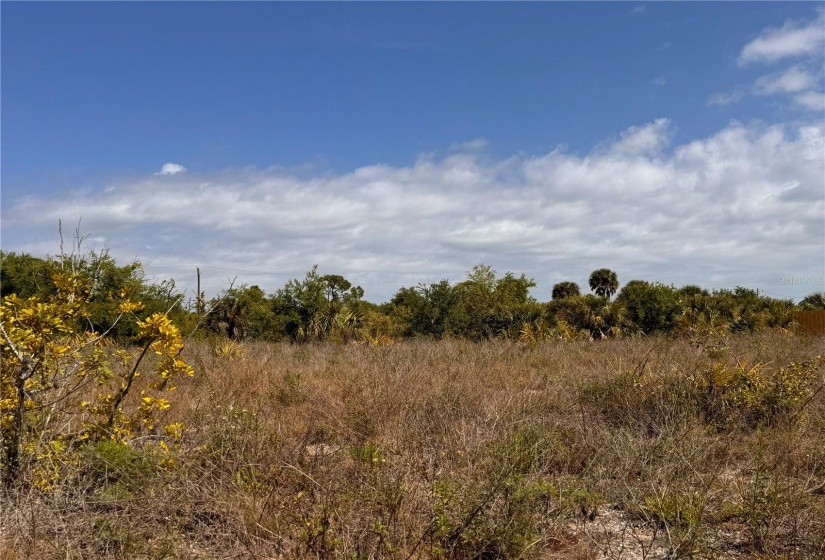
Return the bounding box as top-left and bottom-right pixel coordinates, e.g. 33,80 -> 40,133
797,310 -> 825,335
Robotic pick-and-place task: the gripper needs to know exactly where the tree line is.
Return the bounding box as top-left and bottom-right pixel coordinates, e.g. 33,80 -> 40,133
2,251 -> 823,344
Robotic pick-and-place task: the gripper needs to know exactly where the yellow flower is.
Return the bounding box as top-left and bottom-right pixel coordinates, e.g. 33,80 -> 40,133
165,422 -> 187,440
117,300 -> 143,314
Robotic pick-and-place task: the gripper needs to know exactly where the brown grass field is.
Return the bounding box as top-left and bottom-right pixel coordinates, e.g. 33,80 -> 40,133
2,332 -> 824,559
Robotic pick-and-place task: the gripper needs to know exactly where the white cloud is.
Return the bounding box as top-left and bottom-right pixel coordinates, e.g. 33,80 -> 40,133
606,118 -> 671,158
794,90 -> 825,110
651,76 -> 667,86
449,137 -> 489,152
738,9 -> 825,65
754,66 -> 818,95
716,11 -> 825,113
707,89 -> 745,106
156,162 -> 187,175
3,119 -> 822,302
632,5 -> 646,15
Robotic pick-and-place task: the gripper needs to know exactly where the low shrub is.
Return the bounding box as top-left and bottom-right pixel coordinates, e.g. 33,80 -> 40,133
695,357 -> 823,430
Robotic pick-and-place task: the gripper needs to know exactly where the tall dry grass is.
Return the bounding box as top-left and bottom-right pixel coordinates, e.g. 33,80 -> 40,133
2,332 -> 824,559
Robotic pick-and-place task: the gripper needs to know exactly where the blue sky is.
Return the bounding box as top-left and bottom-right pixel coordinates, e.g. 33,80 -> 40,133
2,2 -> 824,302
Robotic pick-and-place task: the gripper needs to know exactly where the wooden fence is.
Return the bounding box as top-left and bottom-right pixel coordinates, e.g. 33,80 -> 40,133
797,310 -> 825,335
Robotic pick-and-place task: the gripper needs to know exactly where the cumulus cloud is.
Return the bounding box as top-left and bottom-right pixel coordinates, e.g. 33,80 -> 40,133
753,66 -> 818,95
794,90 -> 825,111
606,118 -> 671,157
738,9 -> 825,66
156,162 -> 187,175
717,10 -> 825,113
3,119 -> 822,302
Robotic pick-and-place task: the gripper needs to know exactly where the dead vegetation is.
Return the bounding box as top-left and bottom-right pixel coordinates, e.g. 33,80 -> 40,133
2,332 -> 824,559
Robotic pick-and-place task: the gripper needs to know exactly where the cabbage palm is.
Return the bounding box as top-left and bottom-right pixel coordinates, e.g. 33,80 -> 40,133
800,292 -> 825,310
589,268 -> 619,299
552,281 -> 581,300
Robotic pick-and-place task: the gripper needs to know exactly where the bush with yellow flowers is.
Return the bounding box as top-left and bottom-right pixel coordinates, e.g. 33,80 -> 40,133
1,256 -> 193,490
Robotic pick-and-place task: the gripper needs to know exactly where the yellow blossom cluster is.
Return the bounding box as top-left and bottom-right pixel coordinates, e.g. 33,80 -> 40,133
1,265 -> 194,489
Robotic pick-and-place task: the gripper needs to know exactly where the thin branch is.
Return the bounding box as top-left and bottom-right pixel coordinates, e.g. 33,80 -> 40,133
105,339 -> 152,431
165,294 -> 185,316
0,320 -> 24,363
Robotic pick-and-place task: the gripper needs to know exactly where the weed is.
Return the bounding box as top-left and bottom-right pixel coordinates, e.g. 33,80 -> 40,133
2,334 -> 823,559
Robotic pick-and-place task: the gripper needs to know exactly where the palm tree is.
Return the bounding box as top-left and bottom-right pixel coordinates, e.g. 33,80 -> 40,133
552,281 -> 581,300
207,289 -> 250,340
589,268 -> 619,299
800,292 -> 825,310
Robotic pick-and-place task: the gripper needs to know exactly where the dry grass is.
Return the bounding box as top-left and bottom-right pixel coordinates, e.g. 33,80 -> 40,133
2,333 -> 824,559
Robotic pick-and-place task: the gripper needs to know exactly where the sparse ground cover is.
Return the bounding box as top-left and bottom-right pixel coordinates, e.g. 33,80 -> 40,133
2,332 -> 824,559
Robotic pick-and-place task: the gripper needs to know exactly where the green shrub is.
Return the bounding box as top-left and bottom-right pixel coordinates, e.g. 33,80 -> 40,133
82,440 -> 164,497
617,280 -> 682,334
427,474 -> 542,560
276,370 -> 305,406
695,357 -> 823,430
579,370 -> 695,433
635,490 -> 707,557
